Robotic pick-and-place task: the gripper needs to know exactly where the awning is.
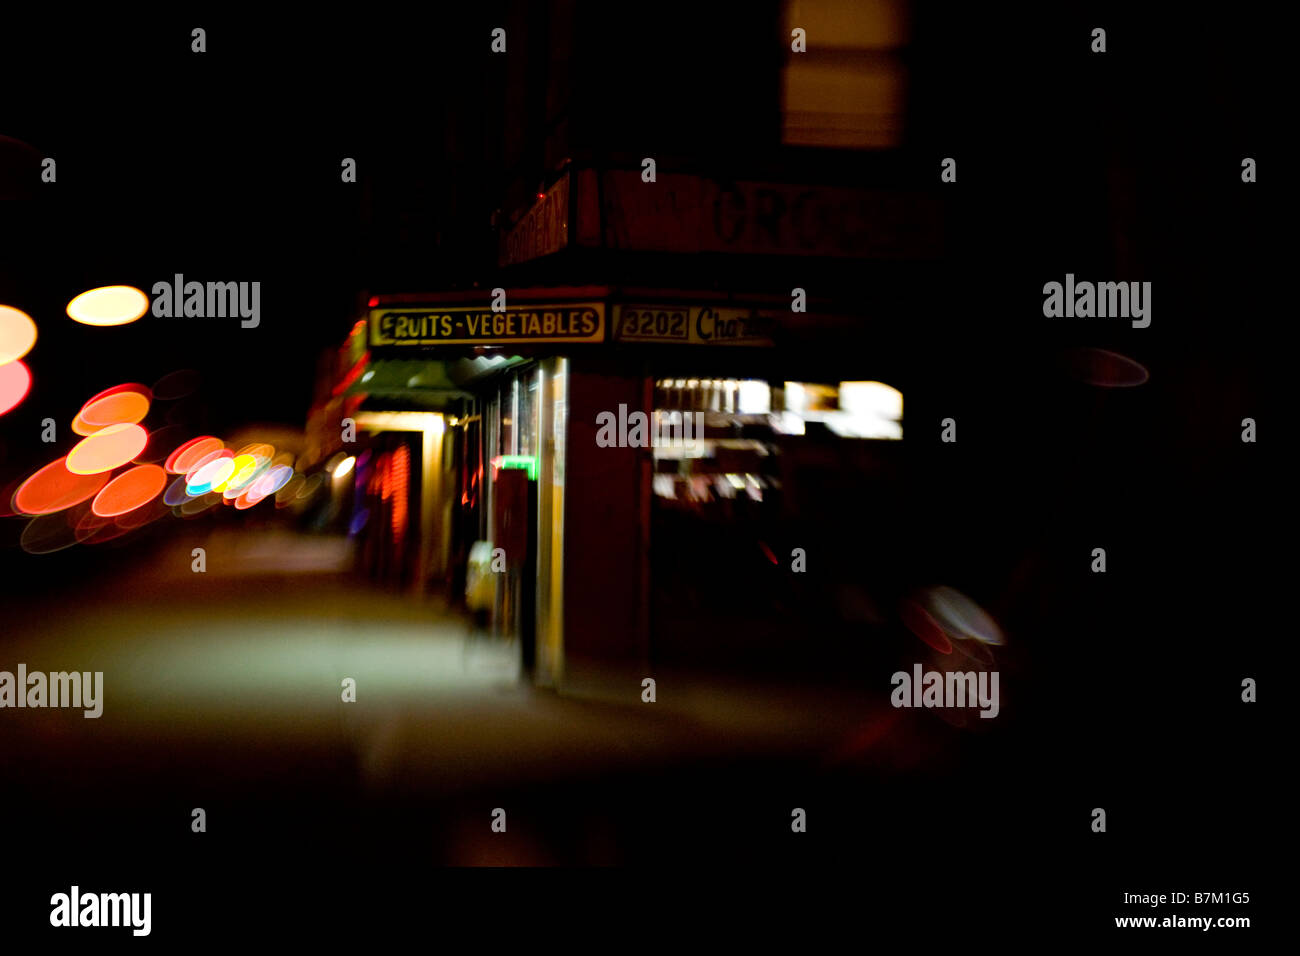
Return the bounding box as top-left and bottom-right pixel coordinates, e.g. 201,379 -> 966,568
344,355 -> 532,409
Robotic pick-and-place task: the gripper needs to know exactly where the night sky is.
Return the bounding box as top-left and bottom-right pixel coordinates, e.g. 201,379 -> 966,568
0,6 -> 515,440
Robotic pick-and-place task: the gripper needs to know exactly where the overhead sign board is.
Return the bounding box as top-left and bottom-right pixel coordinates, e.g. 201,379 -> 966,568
576,170 -> 942,260
611,305 -> 775,346
496,167 -> 943,269
499,173 -> 570,268
369,302 -> 604,346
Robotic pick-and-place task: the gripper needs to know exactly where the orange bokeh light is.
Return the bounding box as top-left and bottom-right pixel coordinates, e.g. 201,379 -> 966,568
82,382 -> 153,406
234,443 -> 275,460
80,390 -> 151,427
184,448 -> 233,482
71,409 -> 103,436
74,383 -> 153,433
91,464 -> 168,517
165,436 -> 223,474
12,457 -> 110,514
65,423 -> 149,475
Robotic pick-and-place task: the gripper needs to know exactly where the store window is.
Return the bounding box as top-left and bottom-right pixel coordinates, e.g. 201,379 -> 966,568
648,374 -> 904,668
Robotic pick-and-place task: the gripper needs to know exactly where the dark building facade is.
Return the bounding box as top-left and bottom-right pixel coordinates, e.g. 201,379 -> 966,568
306,0 -> 955,694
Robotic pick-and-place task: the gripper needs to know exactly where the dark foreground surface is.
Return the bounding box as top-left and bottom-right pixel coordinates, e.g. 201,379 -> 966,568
0,529 -> 1276,943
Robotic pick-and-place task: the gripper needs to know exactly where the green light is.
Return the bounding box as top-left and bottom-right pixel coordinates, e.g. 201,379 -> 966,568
492,455 -> 537,480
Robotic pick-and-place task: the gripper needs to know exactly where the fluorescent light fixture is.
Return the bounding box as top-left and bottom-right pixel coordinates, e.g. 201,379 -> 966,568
839,381 -> 902,420
737,380 -> 771,414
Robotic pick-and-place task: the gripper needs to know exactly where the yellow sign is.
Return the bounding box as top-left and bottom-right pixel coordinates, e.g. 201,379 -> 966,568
611,305 -> 775,346
369,303 -> 605,346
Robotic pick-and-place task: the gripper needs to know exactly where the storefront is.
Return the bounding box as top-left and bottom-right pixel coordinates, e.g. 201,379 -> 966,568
313,284 -> 907,694
347,290 -> 601,687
